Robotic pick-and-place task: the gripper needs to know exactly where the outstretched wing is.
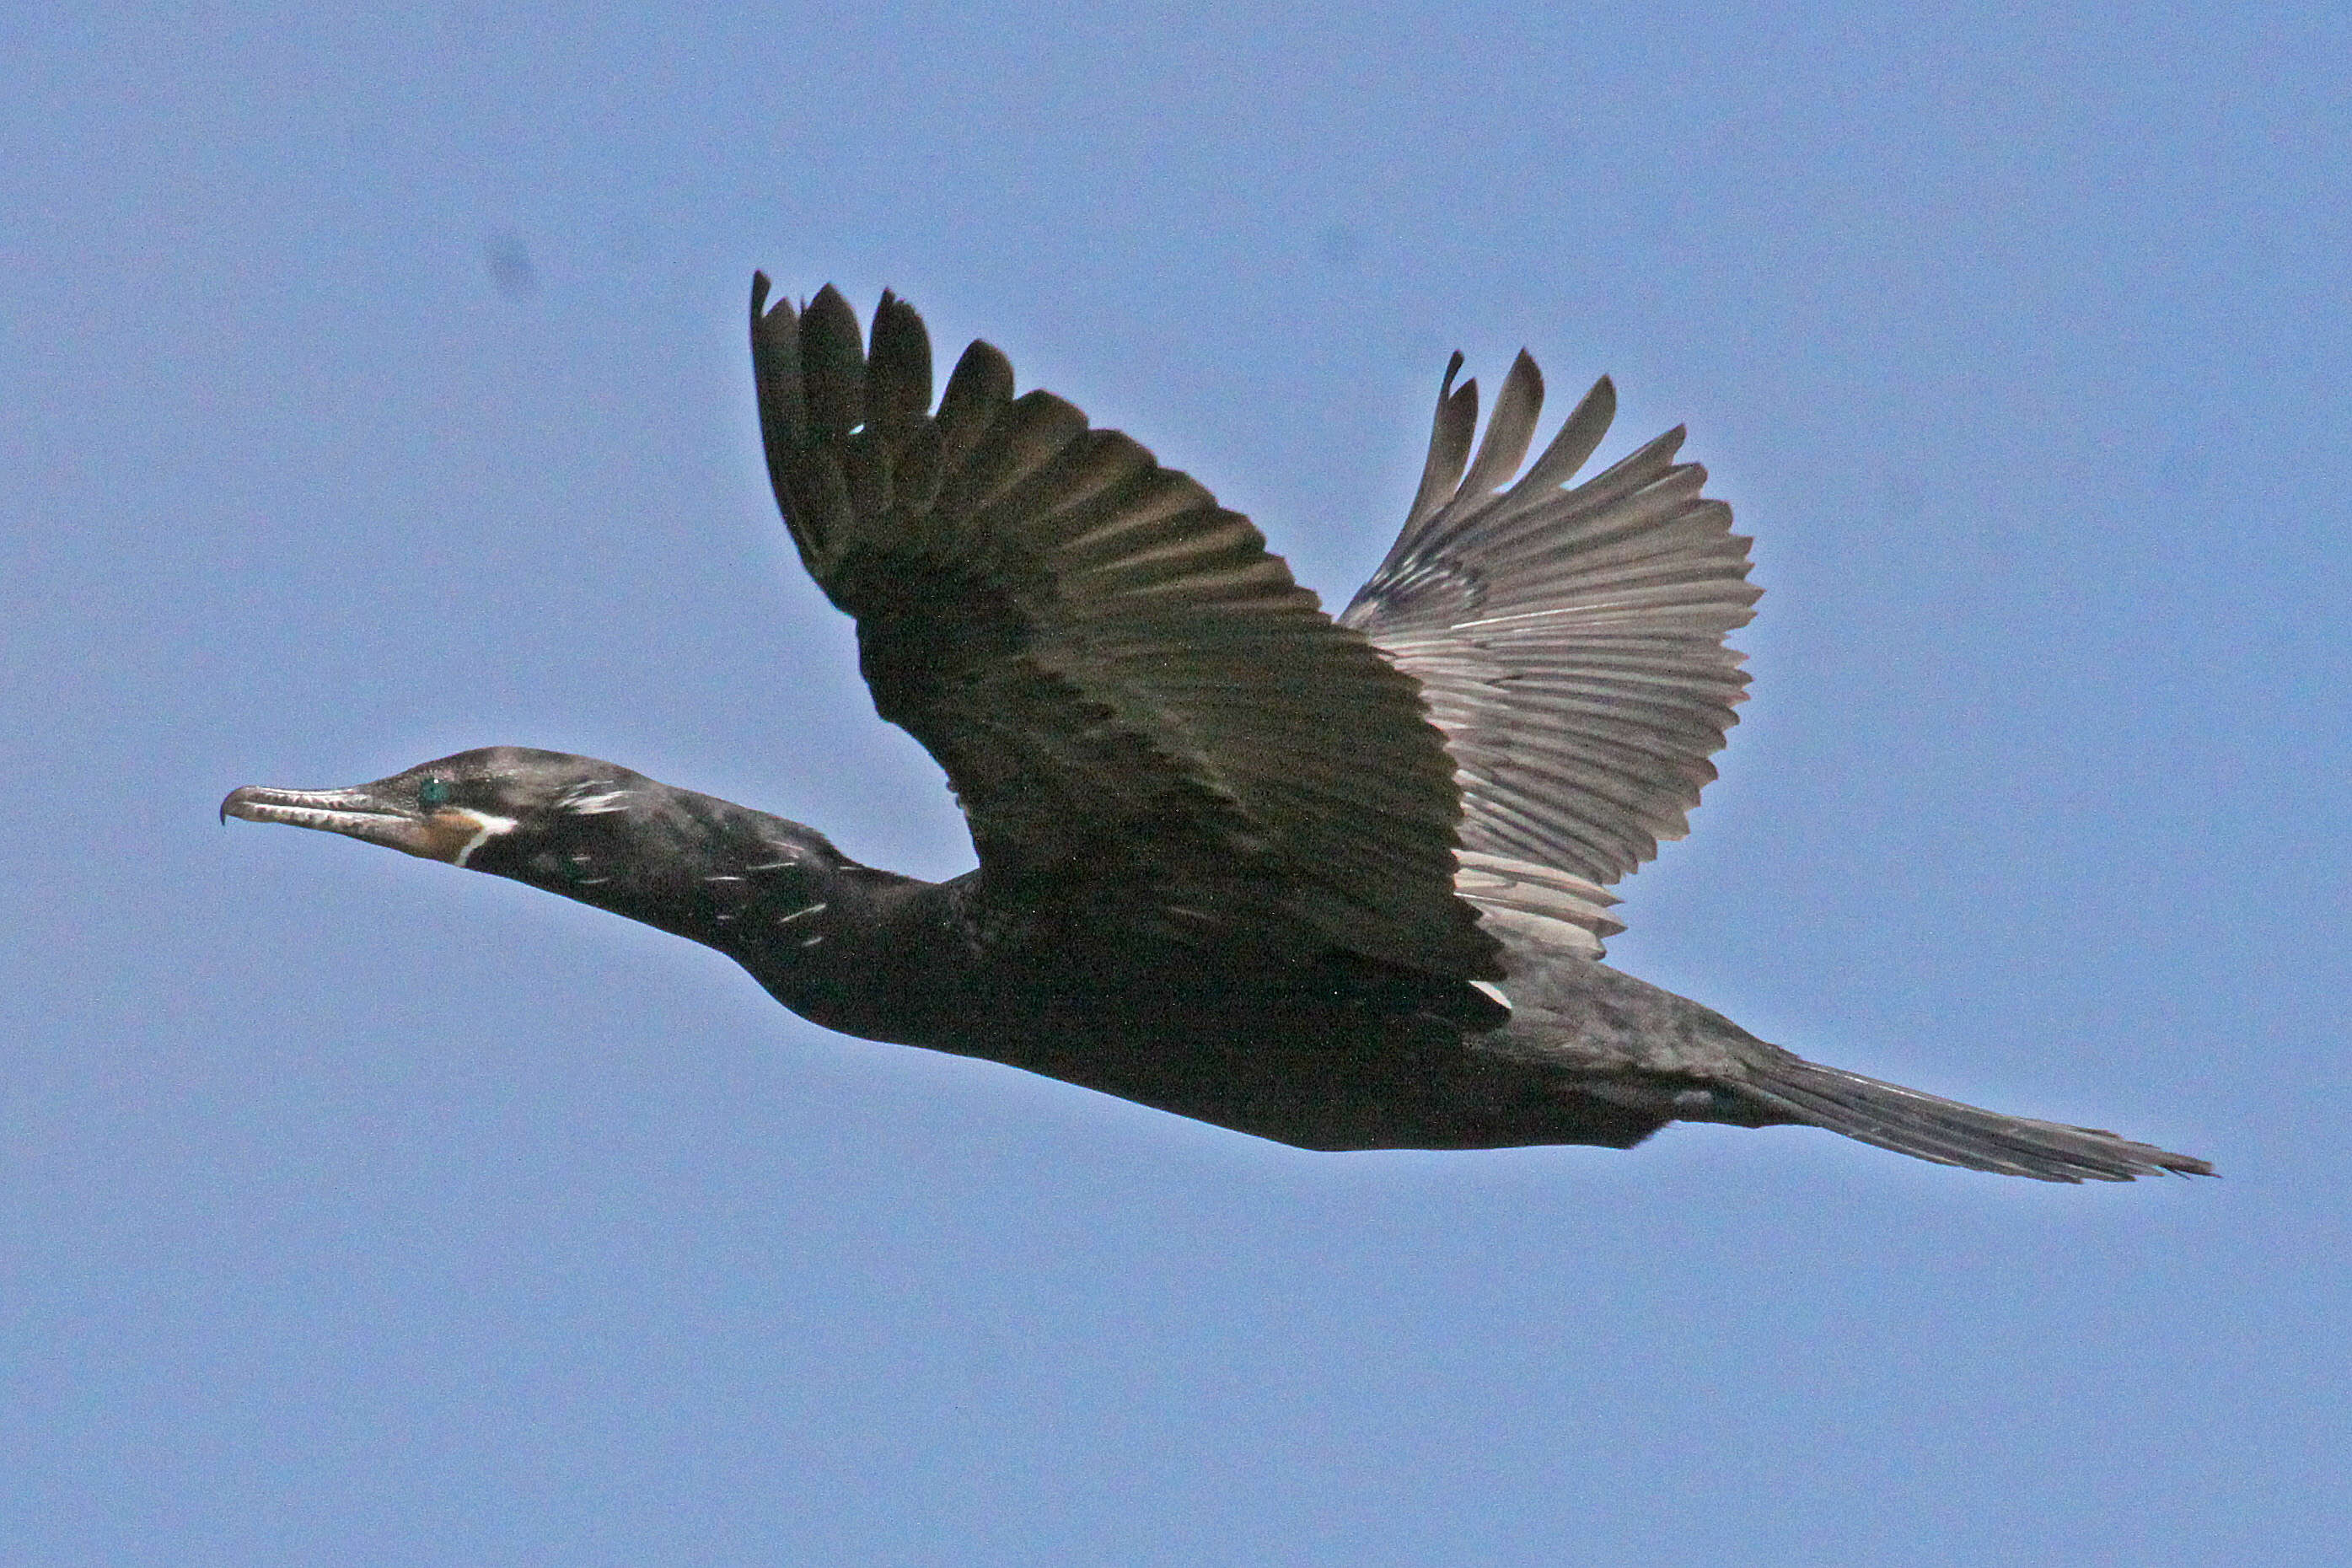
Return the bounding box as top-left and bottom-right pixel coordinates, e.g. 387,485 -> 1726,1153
1341,352 -> 1759,958
750,277 -> 1497,980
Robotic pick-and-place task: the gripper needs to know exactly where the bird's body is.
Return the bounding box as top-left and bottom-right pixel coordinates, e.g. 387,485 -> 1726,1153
224,278 -> 2210,1183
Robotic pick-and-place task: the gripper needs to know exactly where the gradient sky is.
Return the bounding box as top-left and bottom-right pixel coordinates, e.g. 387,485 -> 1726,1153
5,5 -> 2347,1565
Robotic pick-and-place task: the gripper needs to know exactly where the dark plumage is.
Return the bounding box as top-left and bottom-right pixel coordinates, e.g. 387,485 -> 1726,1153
222,277 -> 2211,1182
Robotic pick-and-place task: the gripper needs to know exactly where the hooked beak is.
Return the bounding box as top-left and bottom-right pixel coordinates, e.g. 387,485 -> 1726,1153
220,784 -> 496,864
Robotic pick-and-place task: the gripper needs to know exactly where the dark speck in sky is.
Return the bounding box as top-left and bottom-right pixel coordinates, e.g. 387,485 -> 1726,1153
1317,222 -> 1366,269
485,231 -> 539,299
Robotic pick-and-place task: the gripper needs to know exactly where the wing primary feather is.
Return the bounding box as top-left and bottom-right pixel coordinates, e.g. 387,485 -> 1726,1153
1404,353 -> 1476,533
1572,426 -> 1690,507
798,285 -> 866,443
936,339 -> 1016,466
1511,373 -> 1618,499
866,290 -> 933,447
1458,350 -> 1544,502
749,274 -> 808,457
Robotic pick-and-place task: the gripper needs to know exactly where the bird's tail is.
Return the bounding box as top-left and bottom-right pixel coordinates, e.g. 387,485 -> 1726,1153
1731,1046 -> 2213,1184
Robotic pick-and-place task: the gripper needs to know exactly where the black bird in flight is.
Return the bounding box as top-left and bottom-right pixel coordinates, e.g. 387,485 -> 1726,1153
224,277 -> 2210,1183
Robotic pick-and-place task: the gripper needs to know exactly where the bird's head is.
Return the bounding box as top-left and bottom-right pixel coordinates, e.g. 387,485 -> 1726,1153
224,747 -> 852,956
221,747 -> 650,876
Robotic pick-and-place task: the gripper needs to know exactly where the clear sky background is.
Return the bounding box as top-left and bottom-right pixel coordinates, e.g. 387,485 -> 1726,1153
5,5 -> 2347,1565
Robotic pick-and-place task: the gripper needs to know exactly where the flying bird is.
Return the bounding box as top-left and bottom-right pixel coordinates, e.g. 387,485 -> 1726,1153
223,277 -> 2210,1183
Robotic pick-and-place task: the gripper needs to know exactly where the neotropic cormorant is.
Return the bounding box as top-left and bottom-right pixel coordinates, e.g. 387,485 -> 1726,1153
223,277 -> 2210,1183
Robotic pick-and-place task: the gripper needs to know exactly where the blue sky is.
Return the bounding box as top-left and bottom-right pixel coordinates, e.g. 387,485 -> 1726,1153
4,4 -> 2346,1564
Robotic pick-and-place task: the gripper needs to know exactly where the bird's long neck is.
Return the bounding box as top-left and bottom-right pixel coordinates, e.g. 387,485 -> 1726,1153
468,782 -> 969,1039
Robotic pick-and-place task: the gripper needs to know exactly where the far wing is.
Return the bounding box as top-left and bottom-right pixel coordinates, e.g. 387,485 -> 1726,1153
1341,353 -> 1759,956
751,277 -> 1497,980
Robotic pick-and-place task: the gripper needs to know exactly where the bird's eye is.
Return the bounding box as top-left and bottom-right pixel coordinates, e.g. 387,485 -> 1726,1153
417,777 -> 454,809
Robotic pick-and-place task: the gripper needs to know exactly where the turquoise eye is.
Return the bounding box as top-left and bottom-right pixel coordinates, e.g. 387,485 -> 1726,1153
417,777 -> 454,809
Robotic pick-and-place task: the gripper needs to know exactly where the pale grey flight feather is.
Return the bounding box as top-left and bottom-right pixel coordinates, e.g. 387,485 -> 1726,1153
1344,352 -> 1759,957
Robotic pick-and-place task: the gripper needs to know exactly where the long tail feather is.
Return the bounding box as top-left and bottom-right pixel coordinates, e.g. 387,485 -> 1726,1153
1737,1050 -> 2213,1184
